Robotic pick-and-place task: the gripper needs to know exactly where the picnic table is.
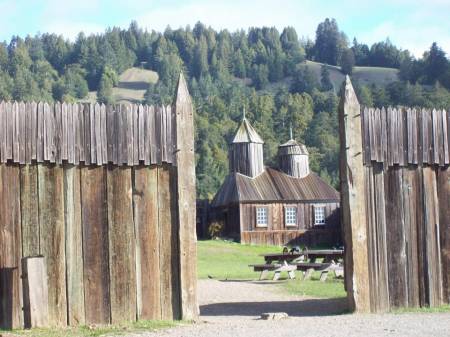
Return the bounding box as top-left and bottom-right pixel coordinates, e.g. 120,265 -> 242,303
250,249 -> 344,281
262,249 -> 344,264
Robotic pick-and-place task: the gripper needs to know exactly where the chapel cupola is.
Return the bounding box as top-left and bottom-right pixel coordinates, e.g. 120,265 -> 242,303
278,128 -> 309,178
229,110 -> 264,178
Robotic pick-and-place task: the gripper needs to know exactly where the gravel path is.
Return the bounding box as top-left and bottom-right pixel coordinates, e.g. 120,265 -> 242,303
133,279 -> 450,337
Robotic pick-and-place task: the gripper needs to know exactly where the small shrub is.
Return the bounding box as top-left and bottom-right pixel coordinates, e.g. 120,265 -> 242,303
208,221 -> 224,239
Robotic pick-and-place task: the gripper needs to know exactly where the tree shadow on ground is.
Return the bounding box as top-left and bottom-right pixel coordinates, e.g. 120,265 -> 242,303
200,297 -> 348,317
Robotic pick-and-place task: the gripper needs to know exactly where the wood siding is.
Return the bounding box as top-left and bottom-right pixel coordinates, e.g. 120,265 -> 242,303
0,74 -> 198,328
0,101 -> 175,166
229,142 -> 264,178
340,76 -> 449,313
237,202 -> 340,246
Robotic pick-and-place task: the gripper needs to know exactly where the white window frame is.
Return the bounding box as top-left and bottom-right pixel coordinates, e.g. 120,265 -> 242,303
284,206 -> 297,227
256,207 -> 268,227
314,205 -> 326,226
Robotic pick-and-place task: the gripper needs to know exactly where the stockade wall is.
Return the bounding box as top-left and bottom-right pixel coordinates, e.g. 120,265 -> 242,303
340,76 -> 449,313
0,75 -> 198,328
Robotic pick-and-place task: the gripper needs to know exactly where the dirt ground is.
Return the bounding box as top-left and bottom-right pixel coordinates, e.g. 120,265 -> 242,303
134,279 -> 450,337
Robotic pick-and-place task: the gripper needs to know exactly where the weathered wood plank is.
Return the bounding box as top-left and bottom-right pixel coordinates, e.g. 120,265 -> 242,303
64,167 -> 85,325
18,102 -> 26,164
175,74 -> 198,319
133,104 -> 139,165
107,166 -> 136,323
38,164 -> 66,326
118,105 -> 126,165
101,104 -> 107,165
155,106 -> 162,165
0,101 -> 6,163
0,164 -> 23,328
149,105 -> 157,164
106,104 -> 115,163
133,166 -> 161,320
158,165 -> 180,320
385,167 -> 408,308
437,167 -> 450,303
94,103 -> 102,165
22,256 -> 49,328
78,104 -> 86,163
20,165 -> 40,257
402,167 -> 420,307
54,102 -> 62,164
126,104 -> 134,166
442,109 -> 449,165
338,76 -> 370,312
12,102 -> 19,162
67,103 -> 75,164
90,103 -> 96,165
432,109 -> 441,165
5,101 -> 13,160
72,104 -> 80,165
83,103 -> 91,165
138,105 -> 145,162
61,102 -> 68,161
422,167 -> 443,306
373,163 -> 389,311
81,166 -> 109,324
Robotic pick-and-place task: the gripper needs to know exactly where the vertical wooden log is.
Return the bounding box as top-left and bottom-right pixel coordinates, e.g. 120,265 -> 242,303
0,101 -> 6,163
64,167 -> 85,325
0,164 -> 22,329
38,164 -> 66,326
133,166 -> 161,320
80,166 -> 110,324
385,167 -> 408,308
175,73 -> 199,319
158,165 -> 180,320
20,165 -> 40,257
422,167 -> 443,306
107,166 -> 136,323
437,166 -> 450,303
338,76 -> 370,312
402,167 -> 420,308
373,163 -> 389,311
22,256 -> 48,328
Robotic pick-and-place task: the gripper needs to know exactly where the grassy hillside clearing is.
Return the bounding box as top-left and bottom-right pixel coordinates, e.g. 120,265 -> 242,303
305,60 -> 399,89
86,67 -> 158,104
85,61 -> 397,104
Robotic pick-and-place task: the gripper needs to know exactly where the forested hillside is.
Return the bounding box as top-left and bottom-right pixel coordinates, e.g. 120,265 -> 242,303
1,18 -> 450,198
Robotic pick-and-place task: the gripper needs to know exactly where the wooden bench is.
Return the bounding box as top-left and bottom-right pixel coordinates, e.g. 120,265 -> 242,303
293,262 -> 344,281
249,262 -> 296,281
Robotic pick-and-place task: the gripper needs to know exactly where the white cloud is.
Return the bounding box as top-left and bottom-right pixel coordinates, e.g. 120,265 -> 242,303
133,0 -> 318,36
41,21 -> 105,40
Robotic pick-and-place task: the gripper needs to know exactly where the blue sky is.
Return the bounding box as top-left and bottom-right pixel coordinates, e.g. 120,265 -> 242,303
1,0 -> 449,57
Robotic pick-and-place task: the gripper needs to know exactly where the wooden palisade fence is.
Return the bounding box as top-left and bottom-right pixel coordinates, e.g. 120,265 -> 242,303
340,76 -> 449,312
0,73 -> 198,328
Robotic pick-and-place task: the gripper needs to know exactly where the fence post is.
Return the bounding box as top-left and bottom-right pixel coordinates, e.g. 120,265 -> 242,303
175,73 -> 199,320
339,76 -> 371,312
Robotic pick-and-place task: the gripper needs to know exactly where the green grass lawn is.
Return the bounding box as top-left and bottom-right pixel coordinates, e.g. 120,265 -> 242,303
0,320 -> 176,337
197,239 -> 346,299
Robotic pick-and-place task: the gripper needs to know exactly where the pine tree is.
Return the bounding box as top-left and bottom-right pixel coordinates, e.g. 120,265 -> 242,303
320,64 -> 333,91
341,48 -> 355,75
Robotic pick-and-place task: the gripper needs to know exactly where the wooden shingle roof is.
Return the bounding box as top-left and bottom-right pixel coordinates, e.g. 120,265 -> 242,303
231,118 -> 264,144
211,167 -> 339,207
